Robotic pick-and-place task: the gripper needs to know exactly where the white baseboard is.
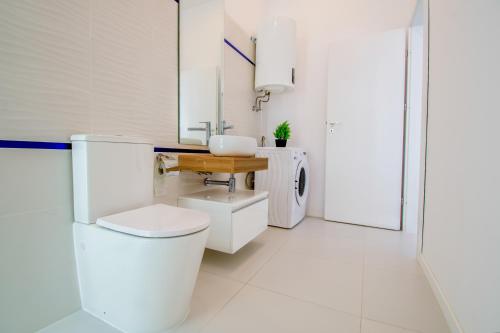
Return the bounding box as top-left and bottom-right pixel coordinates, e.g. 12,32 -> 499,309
417,253 -> 463,333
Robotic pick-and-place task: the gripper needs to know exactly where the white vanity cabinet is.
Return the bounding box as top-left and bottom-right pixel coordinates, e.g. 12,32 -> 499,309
178,189 -> 268,254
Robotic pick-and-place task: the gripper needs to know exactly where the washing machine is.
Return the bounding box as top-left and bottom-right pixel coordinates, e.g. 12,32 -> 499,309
255,147 -> 309,228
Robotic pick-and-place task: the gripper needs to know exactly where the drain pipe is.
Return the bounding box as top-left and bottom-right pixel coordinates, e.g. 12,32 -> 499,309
204,174 -> 236,192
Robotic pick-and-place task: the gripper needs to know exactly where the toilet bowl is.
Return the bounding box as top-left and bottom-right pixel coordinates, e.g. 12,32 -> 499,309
74,205 -> 209,333
70,134 -> 210,333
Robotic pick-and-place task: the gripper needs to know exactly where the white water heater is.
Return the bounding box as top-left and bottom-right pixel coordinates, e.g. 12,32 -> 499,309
255,16 -> 296,93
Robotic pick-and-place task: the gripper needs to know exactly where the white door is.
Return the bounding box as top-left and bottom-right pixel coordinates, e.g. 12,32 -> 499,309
324,29 -> 407,230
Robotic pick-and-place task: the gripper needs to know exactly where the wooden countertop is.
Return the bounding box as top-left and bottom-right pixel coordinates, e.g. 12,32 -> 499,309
178,154 -> 268,174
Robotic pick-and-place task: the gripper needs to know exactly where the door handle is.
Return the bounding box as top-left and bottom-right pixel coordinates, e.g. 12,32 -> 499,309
327,121 -> 341,133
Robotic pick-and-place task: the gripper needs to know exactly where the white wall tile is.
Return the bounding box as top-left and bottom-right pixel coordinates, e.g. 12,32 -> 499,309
0,0 -> 179,146
0,149 -> 73,217
0,0 -> 91,141
91,0 -> 155,138
148,0 -> 179,145
0,207 -> 80,333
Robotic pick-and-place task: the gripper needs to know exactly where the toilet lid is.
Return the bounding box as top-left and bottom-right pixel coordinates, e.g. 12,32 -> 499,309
96,204 -> 210,238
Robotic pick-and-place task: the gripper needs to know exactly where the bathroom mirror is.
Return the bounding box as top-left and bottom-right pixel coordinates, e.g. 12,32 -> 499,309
178,0 -> 224,146
178,0 -> 260,146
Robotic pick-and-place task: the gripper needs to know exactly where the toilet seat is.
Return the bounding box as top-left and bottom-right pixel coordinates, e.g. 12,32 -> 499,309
96,204 -> 210,238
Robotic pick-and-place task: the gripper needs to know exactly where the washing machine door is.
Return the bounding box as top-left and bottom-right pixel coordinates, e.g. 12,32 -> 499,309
294,156 -> 309,207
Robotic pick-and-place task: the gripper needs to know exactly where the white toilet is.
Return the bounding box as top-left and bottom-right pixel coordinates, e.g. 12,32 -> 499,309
71,134 -> 210,333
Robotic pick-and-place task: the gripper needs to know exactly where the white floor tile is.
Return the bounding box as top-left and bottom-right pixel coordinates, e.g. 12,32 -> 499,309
171,271 -> 243,333
281,226 -> 365,263
201,285 -> 360,333
363,265 -> 450,333
36,310 -> 120,333
249,251 -> 363,316
293,217 -> 367,240
361,319 -> 418,333
364,228 -> 420,274
200,227 -> 289,282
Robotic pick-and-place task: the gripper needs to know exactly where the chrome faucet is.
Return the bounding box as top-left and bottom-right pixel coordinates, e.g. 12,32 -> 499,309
220,120 -> 234,134
187,121 -> 212,144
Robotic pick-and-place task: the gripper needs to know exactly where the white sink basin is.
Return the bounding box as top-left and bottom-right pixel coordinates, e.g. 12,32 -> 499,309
209,135 -> 257,157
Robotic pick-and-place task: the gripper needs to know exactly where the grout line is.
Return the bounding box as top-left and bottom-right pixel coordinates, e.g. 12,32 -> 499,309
362,317 -> 423,333
198,266 -> 247,285
0,206 -> 71,220
243,224 -> 368,322
245,283 -> 362,321
196,272 -> 247,333
198,230 -> 293,331
245,231 -> 292,283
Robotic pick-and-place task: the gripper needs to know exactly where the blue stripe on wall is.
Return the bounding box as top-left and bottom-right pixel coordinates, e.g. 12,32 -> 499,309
224,38 -> 256,66
0,140 -> 72,150
154,147 -> 209,154
0,139 -> 209,153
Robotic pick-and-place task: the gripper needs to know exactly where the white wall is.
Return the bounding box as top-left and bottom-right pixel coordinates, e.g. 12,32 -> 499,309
421,0 -> 500,332
0,150 -> 80,333
226,0 -> 416,217
0,1 -> 178,332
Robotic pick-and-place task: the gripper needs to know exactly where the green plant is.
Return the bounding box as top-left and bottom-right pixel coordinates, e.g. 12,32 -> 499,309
273,121 -> 291,140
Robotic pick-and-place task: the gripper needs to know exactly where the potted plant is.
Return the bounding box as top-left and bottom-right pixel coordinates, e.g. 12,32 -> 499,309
273,121 -> 291,147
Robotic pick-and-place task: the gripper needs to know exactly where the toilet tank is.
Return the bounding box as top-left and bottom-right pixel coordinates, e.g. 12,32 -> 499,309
71,134 -> 154,224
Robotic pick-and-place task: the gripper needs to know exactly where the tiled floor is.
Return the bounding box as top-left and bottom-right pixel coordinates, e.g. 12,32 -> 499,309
39,217 -> 450,333
188,217 -> 449,333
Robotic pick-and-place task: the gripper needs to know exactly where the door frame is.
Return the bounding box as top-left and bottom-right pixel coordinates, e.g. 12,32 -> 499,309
413,0 -> 429,255
400,33 -> 410,231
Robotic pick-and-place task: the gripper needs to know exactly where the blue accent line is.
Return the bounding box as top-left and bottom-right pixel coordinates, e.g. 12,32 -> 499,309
224,38 -> 255,66
154,147 -> 209,154
0,139 -> 209,153
0,140 -> 72,150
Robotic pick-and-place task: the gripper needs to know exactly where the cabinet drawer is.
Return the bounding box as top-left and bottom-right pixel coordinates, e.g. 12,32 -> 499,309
231,199 -> 268,253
